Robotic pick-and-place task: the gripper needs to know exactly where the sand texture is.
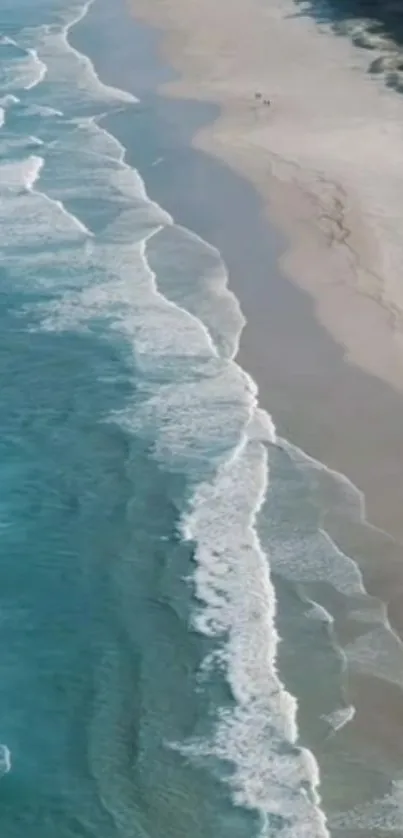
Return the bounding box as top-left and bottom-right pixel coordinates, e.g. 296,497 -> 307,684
128,0 -> 403,393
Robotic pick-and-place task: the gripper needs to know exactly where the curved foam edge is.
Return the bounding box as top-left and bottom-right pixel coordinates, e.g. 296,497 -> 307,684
330,777 -> 403,832
0,745 -> 11,777
321,705 -> 356,734
12,1 -> 331,833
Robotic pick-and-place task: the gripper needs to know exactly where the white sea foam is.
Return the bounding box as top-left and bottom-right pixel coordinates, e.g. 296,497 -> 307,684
266,436 -> 400,598
331,777 -> 403,832
0,93 -> 25,128
0,155 -> 92,249
23,103 -> 62,117
177,414 -> 329,837
64,117 -> 167,204
0,41 -> 47,93
0,0 -> 339,831
8,3 -> 328,833
60,0 -> 137,111
321,705 -> 356,734
0,37 -> 17,47
0,155 -> 42,192
263,457 -> 365,596
272,436 -> 403,686
146,224 -> 245,360
24,48 -> 47,89
344,625 -> 403,688
0,744 -> 11,777
304,602 -> 334,625
17,5 -> 137,118
5,0 -> 403,833
0,94 -> 20,105
278,436 -> 366,523
28,135 -> 44,146
23,153 -> 44,189
16,62 -> 328,832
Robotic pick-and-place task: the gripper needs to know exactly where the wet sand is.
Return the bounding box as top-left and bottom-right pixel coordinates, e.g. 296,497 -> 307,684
124,0 -> 403,548
78,0 -> 403,829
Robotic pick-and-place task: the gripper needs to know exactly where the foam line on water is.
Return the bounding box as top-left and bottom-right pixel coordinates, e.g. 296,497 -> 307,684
56,3 -> 330,830
177,412 -> 329,837
174,223 -> 246,361
24,154 -> 93,236
298,592 -> 354,734
278,435 -> 400,549
77,116 -> 174,225
0,745 -> 11,779
141,232 -> 218,359
63,1 -> 137,102
0,93 -> 25,128
69,116 -> 173,223
13,2 -> 403,834
0,39 -> 47,93
11,1 -> 330,831
22,153 -> 44,189
4,3 -> 136,121
0,155 -> 44,192
0,155 -> 93,246
28,135 -> 44,147
24,103 -> 63,117
331,777 -> 403,832
24,48 -> 47,90
278,436 -> 366,522
277,439 -> 403,624
273,435 -> 403,595
0,95 -> 20,106
344,623 -> 403,688
321,705 -> 356,734
146,223 -> 245,361
31,118 -> 240,359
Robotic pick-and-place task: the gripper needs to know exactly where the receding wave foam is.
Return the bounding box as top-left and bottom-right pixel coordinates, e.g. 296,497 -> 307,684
0,0 -> 347,830
331,777 -> 403,833
146,224 -> 245,360
273,438 -> 403,679
0,39 -> 46,93
6,0 -> 330,830
176,409 -> 329,837
21,2 -> 138,118
0,745 -> 11,778
0,154 -> 92,255
31,141 -> 329,838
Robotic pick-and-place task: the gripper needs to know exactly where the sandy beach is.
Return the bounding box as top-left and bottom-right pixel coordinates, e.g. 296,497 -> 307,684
126,0 -> 403,389
122,0 -> 403,539
116,0 -> 403,830
59,0 -> 403,838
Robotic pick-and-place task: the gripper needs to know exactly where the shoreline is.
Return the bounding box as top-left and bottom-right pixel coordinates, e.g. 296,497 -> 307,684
71,0 -> 403,829
85,0 -> 403,550
127,0 -> 403,392
76,0 -> 403,636
122,0 -> 403,547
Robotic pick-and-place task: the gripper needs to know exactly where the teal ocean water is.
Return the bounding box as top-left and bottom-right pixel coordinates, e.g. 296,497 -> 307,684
0,0 -> 402,835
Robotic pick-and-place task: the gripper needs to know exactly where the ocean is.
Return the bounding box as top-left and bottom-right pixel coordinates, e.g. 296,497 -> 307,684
0,0 -> 402,835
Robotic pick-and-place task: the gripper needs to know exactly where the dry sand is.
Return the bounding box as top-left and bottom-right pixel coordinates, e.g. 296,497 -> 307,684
128,0 -> 403,395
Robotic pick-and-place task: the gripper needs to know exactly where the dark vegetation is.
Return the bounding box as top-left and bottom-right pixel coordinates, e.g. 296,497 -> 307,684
293,0 -> 403,89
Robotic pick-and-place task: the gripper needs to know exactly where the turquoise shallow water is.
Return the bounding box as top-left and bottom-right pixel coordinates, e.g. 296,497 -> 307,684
0,0 -> 403,835
0,2 -> 317,834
